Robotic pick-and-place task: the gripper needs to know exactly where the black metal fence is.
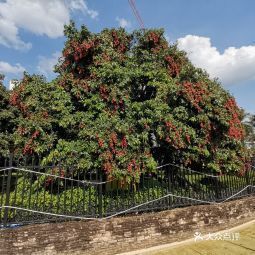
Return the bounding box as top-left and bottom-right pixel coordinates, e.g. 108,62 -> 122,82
1,155 -> 255,227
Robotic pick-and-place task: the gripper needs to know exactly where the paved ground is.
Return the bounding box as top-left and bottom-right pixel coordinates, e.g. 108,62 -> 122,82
147,221 -> 255,255
119,220 -> 255,255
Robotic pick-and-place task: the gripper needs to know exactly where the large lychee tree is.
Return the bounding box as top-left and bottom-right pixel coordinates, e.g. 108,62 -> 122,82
10,22 -> 250,182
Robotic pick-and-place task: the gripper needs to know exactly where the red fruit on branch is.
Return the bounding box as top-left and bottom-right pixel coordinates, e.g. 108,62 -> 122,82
119,43 -> 126,53
127,164 -> 132,173
127,159 -> 139,173
45,177 -> 53,187
17,126 -> 26,135
98,138 -> 104,148
102,52 -> 111,62
32,130 -> 40,139
9,92 -> 19,106
180,81 -> 208,112
165,136 -> 171,143
224,98 -> 245,140
165,55 -> 180,77
109,132 -> 118,153
110,132 -> 118,144
111,30 -> 128,53
148,32 -> 160,45
165,121 -> 176,131
23,142 -> 33,155
186,134 -> 191,144
121,136 -> 128,148
116,150 -> 126,157
103,162 -> 112,173
42,111 -> 49,118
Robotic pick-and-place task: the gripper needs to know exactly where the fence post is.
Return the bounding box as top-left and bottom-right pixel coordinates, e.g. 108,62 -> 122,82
245,169 -> 251,195
3,153 -> 13,227
167,165 -> 171,192
98,171 -> 103,218
167,164 -> 172,209
215,176 -> 220,201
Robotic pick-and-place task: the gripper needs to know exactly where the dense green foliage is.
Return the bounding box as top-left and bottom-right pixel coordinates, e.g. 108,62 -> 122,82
2,22 -> 251,181
0,75 -> 17,157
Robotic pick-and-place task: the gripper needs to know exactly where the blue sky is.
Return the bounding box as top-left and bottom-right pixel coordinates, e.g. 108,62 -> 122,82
0,0 -> 254,114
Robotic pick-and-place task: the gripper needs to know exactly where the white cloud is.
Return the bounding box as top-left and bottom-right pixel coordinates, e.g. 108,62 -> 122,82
0,61 -> 25,74
0,0 -> 98,50
116,17 -> 131,28
37,51 -> 61,77
177,35 -> 255,86
68,0 -> 98,19
0,18 -> 32,50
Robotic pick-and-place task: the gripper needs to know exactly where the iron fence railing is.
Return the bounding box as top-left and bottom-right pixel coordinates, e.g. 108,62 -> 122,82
0,154 -> 255,227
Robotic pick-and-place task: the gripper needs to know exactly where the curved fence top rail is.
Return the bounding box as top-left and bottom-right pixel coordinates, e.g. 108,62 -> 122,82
0,167 -> 111,185
0,162 -> 254,184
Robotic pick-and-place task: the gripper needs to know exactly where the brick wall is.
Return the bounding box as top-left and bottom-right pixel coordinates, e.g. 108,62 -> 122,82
1,196 -> 255,255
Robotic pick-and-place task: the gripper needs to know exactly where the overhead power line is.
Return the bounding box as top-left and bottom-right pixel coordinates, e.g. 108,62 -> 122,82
128,0 -> 145,29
